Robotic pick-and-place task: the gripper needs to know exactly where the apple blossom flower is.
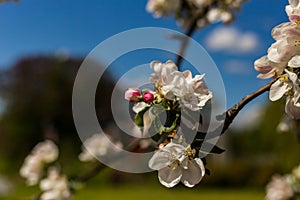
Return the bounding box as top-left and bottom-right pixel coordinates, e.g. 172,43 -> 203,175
150,60 -> 212,111
20,140 -> 59,186
132,102 -> 151,114
285,95 -> 300,119
269,69 -> 300,119
206,8 -> 233,24
79,133 -> 123,162
288,55 -> 300,67
276,115 -> 296,133
266,175 -> 294,200
286,0 -> 300,22
267,22 -> 300,63
254,56 -> 286,79
40,167 -> 71,200
125,88 -> 142,102
146,0 -> 180,18
146,0 -> 245,29
150,60 -> 178,87
148,143 -> 205,188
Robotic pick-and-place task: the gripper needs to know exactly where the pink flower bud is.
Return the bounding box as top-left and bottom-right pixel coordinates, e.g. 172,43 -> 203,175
125,88 -> 142,102
143,92 -> 154,103
289,14 -> 300,23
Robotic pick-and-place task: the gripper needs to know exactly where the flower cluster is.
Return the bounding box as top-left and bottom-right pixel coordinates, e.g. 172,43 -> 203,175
40,167 -> 71,200
146,0 -> 247,28
254,0 -> 300,120
126,60 -> 212,113
125,60 -> 217,188
79,133 -> 123,162
19,140 -> 71,200
266,165 -> 300,200
19,140 -> 59,185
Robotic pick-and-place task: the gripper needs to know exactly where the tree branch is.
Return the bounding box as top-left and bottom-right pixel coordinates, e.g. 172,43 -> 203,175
221,80 -> 276,134
175,4 -> 211,68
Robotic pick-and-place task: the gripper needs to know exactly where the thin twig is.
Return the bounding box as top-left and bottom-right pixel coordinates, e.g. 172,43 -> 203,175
73,138 -> 142,184
74,162 -> 106,183
175,6 -> 210,68
221,80 -> 276,134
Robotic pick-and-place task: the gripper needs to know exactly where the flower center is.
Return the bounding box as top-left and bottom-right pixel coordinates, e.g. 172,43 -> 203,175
279,74 -> 289,83
184,146 -> 196,158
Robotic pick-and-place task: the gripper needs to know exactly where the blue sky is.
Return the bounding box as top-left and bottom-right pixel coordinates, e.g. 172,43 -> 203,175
0,0 -> 289,108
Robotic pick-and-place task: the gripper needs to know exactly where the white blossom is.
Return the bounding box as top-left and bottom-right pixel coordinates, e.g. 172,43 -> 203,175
146,0 -> 245,28
79,133 -> 123,162
267,22 -> 300,63
133,102 -> 151,114
266,175 -> 294,200
40,167 -> 71,200
269,70 -> 300,119
146,0 -> 180,18
276,115 -> 296,133
286,0 -> 300,22
20,140 -> 58,186
150,60 -> 212,111
254,56 -> 285,79
207,8 -> 222,23
148,143 -> 205,188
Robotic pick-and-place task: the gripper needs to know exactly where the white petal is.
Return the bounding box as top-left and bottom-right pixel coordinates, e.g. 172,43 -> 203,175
165,60 -> 178,71
181,158 -> 205,187
132,102 -> 149,113
207,8 -> 221,23
285,96 -> 300,119
163,143 -> 186,157
288,55 -> 300,68
285,69 -> 299,84
269,80 -> 290,101
289,0 -> 299,7
148,150 -> 173,170
158,166 -> 182,188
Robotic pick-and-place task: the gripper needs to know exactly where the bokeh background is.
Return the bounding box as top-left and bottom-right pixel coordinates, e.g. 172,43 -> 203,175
0,0 -> 299,199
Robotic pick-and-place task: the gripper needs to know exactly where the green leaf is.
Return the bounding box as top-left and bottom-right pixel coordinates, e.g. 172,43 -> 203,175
134,107 -> 149,126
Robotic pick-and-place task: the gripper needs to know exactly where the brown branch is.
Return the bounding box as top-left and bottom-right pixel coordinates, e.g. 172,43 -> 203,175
175,4 -> 211,68
73,162 -> 106,183
72,138 -> 142,184
221,80 -> 276,134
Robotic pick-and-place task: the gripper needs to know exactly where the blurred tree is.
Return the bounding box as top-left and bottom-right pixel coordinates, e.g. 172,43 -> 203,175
204,100 -> 300,187
0,55 -> 115,172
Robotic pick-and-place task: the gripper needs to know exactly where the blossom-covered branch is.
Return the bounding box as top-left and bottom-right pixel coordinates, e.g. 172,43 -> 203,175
146,0 -> 247,68
266,165 -> 300,200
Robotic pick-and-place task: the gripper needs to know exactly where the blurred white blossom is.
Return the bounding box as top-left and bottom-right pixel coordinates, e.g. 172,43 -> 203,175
79,133 -> 123,162
146,0 -> 180,18
276,115 -> 296,133
19,140 -> 58,186
266,175 -> 294,200
40,167 -> 71,200
148,143 -> 205,188
146,0 -> 246,29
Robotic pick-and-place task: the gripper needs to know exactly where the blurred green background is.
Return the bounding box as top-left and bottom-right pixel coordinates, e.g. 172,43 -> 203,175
0,55 -> 298,199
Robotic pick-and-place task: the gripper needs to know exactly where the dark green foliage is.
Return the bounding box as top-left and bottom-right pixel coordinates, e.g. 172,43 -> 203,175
0,56 -> 116,172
